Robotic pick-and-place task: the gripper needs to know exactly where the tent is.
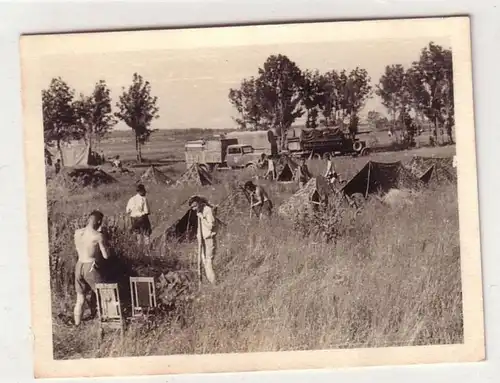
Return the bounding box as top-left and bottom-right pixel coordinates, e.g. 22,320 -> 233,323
404,156 -> 457,185
176,163 -> 213,186
277,156 -> 298,182
139,166 -> 173,185
278,176 -> 339,218
214,184 -> 255,222
340,161 -> 424,199
150,205 -> 199,246
46,141 -> 99,167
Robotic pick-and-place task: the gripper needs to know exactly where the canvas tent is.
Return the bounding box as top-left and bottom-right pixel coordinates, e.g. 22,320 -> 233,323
277,156 -> 298,182
176,163 -> 213,186
46,141 -> 99,168
341,161 -> 424,199
214,184 -> 255,222
404,156 -> 457,185
139,166 -> 173,185
278,176 -> 339,218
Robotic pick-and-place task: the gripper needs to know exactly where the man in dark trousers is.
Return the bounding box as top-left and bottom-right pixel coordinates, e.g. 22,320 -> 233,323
126,184 -> 152,248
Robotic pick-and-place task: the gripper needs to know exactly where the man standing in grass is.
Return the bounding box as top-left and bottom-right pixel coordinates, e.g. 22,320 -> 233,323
189,195 -> 217,284
244,180 -> 273,219
126,184 -> 152,248
73,210 -> 110,326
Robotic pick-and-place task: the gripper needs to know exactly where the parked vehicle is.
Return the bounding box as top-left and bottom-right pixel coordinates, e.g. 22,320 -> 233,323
184,137 -> 238,170
224,130 -> 279,157
286,127 -> 369,158
225,144 -> 263,169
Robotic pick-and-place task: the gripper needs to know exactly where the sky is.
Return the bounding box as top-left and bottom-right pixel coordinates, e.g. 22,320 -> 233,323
38,35 -> 451,131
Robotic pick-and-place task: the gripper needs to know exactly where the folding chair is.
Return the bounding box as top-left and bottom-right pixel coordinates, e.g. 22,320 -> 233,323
129,277 -> 157,320
95,283 -> 124,338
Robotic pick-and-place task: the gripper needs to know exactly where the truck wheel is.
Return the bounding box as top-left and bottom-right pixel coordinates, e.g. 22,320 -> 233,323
313,153 -> 322,160
361,148 -> 370,156
353,142 -> 363,152
245,163 -> 257,171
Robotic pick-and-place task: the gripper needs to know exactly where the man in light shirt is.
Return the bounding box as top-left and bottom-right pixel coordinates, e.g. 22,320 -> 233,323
126,184 -> 152,248
188,195 -> 217,284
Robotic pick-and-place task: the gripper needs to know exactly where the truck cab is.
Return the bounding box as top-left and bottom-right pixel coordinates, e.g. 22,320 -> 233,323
225,144 -> 263,169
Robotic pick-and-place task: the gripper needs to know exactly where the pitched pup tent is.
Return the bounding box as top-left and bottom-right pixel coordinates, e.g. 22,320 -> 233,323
341,161 -> 424,199
176,163 -> 213,187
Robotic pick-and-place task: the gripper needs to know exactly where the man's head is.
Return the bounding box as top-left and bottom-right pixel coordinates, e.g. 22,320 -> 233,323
244,180 -> 256,191
87,210 -> 104,230
136,184 -> 146,196
324,153 -> 330,160
300,157 -> 306,165
261,153 -> 266,160
188,195 -> 207,211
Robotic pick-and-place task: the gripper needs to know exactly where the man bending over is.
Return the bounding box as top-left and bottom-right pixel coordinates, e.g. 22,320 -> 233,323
73,210 -> 110,326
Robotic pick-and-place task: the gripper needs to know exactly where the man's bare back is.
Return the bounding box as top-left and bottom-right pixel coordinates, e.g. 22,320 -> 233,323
74,227 -> 109,263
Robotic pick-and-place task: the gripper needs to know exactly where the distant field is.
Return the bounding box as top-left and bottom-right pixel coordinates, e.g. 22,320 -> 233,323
96,126 -> 448,165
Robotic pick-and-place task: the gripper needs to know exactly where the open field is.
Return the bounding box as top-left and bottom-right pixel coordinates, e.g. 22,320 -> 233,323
46,139 -> 460,359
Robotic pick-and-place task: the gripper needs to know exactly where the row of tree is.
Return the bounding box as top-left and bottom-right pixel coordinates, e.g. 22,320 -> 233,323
42,73 -> 159,163
228,42 -> 454,146
228,55 -> 372,148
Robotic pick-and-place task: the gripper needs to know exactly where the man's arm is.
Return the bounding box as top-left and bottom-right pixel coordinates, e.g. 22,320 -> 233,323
97,233 -> 110,260
143,198 -> 150,216
252,189 -> 263,207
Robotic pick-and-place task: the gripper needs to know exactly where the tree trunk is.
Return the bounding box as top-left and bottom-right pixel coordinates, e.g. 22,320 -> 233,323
57,140 -> 64,167
135,134 -> 141,163
446,122 -> 454,144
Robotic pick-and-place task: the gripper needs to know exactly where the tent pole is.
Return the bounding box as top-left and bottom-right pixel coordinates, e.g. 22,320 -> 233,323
364,162 -> 371,199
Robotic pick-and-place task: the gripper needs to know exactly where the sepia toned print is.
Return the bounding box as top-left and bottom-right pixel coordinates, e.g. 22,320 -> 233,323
21,17 -> 484,379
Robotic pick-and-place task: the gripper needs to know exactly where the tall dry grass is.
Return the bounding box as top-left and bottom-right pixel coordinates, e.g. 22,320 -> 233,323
48,161 -> 462,358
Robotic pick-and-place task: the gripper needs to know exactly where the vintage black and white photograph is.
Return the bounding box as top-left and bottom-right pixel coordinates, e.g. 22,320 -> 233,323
21,17 -> 484,378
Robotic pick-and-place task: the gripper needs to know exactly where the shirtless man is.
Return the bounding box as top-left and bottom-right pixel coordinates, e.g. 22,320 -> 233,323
244,181 -> 273,219
73,210 -> 110,326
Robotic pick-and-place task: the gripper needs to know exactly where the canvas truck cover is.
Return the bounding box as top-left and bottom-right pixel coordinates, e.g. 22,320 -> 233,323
300,127 -> 345,142
225,130 -> 278,156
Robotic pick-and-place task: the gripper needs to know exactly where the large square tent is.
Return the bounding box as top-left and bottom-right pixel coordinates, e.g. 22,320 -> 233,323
46,140 -> 100,167
340,161 -> 424,199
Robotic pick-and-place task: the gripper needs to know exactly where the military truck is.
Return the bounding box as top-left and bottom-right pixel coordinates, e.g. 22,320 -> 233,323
225,144 -> 264,170
184,136 -> 238,171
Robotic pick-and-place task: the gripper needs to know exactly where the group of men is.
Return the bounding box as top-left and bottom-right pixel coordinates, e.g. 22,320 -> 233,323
71,153 -> 343,326
71,177 -> 277,325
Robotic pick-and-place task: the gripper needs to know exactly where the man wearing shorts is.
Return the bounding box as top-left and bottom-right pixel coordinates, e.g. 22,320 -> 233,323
73,210 -> 110,326
126,184 -> 152,247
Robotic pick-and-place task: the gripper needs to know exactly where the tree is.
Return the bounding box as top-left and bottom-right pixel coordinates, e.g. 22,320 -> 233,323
376,64 -> 412,133
318,70 -> 340,127
340,68 -> 372,138
366,110 -> 389,131
42,77 -> 81,165
115,73 -> 160,162
300,70 -> 326,129
74,80 -> 116,148
406,42 -> 454,143
228,77 -> 268,131
229,54 -> 304,149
